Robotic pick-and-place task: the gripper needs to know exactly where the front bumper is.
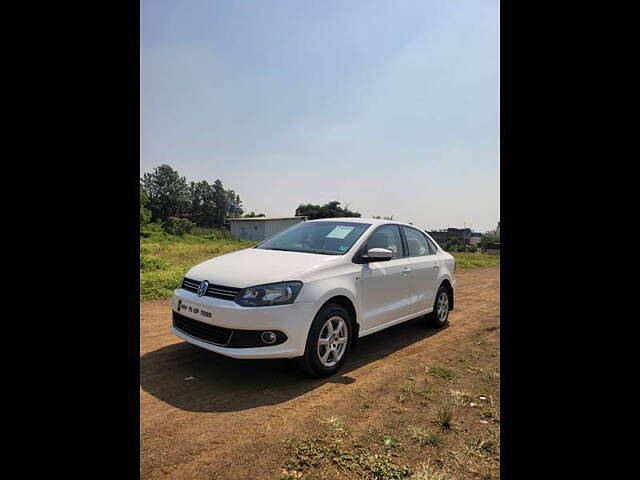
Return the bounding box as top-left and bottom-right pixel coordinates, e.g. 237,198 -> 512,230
170,288 -> 317,359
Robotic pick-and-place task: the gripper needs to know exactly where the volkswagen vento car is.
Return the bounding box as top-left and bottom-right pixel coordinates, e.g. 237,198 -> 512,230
171,218 -> 455,377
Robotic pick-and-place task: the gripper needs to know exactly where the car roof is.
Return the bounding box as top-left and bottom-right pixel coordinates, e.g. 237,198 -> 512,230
307,217 -> 422,229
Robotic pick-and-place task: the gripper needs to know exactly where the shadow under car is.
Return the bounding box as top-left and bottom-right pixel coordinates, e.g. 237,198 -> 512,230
140,315 -> 447,413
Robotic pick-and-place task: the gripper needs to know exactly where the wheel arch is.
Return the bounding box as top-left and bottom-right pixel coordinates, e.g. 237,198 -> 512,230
438,278 -> 454,310
317,294 -> 359,349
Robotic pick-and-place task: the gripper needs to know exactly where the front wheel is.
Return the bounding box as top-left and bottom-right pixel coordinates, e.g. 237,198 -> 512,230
426,286 -> 450,328
297,303 -> 352,377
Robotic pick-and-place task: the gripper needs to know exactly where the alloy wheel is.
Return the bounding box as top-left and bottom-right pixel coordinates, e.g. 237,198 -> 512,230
437,291 -> 449,323
317,316 -> 348,367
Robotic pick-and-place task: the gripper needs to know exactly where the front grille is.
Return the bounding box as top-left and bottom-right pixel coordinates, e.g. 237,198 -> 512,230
181,277 -> 241,301
172,312 -> 233,346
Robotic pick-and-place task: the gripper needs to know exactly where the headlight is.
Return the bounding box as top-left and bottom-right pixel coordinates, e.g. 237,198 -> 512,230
235,281 -> 303,307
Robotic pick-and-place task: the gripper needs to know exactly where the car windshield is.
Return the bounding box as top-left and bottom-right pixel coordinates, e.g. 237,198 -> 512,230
256,221 -> 371,255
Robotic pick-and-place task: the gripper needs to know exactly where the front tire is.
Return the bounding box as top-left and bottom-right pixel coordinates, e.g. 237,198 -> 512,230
298,303 -> 352,377
426,286 -> 450,328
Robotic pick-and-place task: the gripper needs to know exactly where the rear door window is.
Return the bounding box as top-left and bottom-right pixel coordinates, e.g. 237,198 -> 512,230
402,227 -> 433,257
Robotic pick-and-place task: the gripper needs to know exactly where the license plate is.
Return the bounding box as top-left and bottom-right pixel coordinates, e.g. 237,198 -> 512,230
176,299 -> 213,320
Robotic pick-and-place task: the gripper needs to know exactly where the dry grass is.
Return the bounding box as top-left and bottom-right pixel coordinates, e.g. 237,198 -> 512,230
409,462 -> 451,480
408,426 -> 443,447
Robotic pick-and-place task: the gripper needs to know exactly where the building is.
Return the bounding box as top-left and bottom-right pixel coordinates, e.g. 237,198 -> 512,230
426,227 -> 472,246
469,232 -> 483,246
228,216 -> 306,241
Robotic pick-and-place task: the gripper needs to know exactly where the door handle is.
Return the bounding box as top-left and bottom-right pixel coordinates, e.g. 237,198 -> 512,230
433,264 -> 440,269
402,267 -> 411,275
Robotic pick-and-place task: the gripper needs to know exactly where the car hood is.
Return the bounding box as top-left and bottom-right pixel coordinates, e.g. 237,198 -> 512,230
185,247 -> 341,288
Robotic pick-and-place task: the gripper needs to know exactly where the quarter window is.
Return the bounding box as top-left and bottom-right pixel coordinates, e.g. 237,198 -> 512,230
425,236 -> 438,254
402,227 -> 432,257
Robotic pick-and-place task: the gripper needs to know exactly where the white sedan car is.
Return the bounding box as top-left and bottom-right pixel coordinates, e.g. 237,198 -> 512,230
171,218 -> 455,377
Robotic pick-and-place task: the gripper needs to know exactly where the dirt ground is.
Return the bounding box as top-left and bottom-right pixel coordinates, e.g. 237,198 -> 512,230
140,266 -> 500,479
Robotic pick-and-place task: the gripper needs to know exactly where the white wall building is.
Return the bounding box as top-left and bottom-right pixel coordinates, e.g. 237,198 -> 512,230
228,216 -> 306,241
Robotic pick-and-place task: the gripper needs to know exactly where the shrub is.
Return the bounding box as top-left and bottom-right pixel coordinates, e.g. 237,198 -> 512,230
140,254 -> 168,272
163,217 -> 195,236
141,220 -> 164,238
201,228 -> 234,241
140,188 -> 151,226
443,237 -> 464,252
478,232 -> 500,250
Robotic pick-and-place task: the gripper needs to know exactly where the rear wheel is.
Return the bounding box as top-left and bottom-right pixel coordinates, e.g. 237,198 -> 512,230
426,286 -> 450,328
298,303 -> 352,377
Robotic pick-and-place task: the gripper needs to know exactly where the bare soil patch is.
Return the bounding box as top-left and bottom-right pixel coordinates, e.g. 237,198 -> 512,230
141,266 -> 500,479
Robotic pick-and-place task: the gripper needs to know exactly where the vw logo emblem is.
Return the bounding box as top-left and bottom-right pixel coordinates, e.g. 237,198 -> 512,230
197,280 -> 209,297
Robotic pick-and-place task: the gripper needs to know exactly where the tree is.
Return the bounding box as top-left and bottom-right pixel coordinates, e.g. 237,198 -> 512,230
141,164 -> 190,222
140,164 -> 248,229
478,232 -> 500,251
211,179 -> 228,226
226,190 -> 243,218
140,187 -> 151,226
243,212 -> 266,218
234,194 -> 244,217
187,180 -> 215,226
295,201 -> 361,220
443,236 -> 464,252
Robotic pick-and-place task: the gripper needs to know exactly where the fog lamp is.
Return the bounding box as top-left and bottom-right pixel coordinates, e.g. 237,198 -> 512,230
261,331 -> 277,344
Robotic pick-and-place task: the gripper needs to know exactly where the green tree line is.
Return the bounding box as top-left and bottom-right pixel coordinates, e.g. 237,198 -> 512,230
295,201 -> 361,219
141,164 -> 243,229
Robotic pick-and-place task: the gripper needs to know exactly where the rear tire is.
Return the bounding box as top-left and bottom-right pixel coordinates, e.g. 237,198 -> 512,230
426,285 -> 450,328
297,303 -> 352,377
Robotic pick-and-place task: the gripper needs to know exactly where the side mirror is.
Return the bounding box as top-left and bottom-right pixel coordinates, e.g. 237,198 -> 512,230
363,247 -> 393,262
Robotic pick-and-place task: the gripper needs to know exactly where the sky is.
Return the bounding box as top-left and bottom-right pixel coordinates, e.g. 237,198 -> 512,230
141,0 -> 499,232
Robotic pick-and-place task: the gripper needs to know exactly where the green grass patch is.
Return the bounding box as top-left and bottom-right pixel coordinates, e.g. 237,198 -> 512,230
284,418 -> 412,480
140,230 -> 256,301
381,436 -> 400,451
140,254 -> 168,272
451,252 -> 500,269
427,366 -> 458,381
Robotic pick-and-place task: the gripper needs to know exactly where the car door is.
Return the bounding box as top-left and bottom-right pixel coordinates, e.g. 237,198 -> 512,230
401,226 -> 439,315
359,224 -> 412,330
